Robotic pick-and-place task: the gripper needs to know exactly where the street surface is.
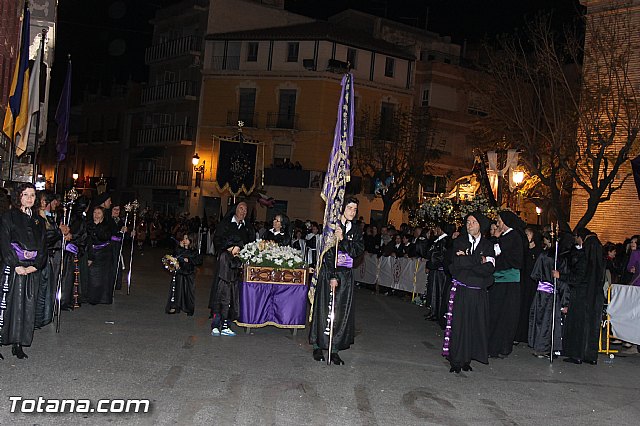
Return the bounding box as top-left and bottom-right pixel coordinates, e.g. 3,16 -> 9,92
0,247 -> 638,425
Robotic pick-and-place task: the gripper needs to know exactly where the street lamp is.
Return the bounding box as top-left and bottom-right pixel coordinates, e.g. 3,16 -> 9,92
512,170 -> 524,186
511,170 -> 525,212
535,206 -> 542,225
192,153 -> 205,187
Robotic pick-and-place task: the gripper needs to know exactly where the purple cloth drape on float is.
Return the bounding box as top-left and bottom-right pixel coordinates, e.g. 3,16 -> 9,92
238,281 -> 308,328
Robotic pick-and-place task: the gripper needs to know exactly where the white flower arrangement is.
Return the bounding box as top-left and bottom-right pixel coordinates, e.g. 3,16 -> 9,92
239,240 -> 305,269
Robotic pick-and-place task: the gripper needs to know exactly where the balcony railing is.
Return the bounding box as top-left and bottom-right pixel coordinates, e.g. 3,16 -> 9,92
145,35 -> 202,64
211,55 -> 240,71
266,112 -> 298,130
133,170 -> 192,188
264,168 -> 310,188
141,80 -> 199,104
226,111 -> 258,128
137,125 -> 194,147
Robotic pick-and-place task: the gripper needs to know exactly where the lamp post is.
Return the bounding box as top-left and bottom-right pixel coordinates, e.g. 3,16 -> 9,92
192,153 -> 205,187
512,170 -> 524,212
535,206 -> 542,225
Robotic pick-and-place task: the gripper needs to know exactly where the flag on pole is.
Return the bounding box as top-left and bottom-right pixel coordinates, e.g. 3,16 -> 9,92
2,4 -> 31,144
18,44 -> 43,157
55,59 -> 72,162
309,73 -> 355,315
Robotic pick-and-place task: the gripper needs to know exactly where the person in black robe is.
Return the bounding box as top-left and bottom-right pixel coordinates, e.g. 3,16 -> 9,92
207,201 -> 255,313
442,211 -> 495,373
210,235 -> 244,336
561,227 -> 605,365
528,233 -> 570,357
59,200 -> 88,310
262,214 -> 291,246
310,197 -> 364,365
425,223 -> 450,322
515,227 -> 544,343
86,207 -> 114,305
166,233 -> 202,316
0,183 -> 46,359
35,191 -> 64,328
109,203 -> 127,292
488,210 -> 525,358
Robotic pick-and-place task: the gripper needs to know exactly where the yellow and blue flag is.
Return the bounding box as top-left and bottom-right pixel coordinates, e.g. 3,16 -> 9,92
2,4 -> 30,145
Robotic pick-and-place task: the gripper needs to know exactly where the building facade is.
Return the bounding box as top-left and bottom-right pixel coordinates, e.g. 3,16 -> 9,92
191,1 -> 480,225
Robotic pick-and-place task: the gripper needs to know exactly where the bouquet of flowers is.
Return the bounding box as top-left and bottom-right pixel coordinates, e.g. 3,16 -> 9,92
416,196 -> 455,226
239,240 -> 305,269
457,195 -> 498,222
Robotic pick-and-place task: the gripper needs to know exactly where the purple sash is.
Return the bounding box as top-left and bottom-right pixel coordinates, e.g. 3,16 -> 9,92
65,243 -> 79,255
442,278 -> 481,357
92,242 -> 110,251
537,281 -> 554,294
11,243 -> 38,261
336,251 -> 353,268
110,235 -> 122,242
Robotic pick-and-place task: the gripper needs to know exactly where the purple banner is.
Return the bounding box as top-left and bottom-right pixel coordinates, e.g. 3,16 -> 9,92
238,281 -> 308,327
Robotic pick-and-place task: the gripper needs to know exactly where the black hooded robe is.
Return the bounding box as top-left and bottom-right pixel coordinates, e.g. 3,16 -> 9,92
165,246 -> 202,315
528,249 -> 570,354
488,227 -> 524,357
309,221 -> 364,352
86,221 -> 114,304
426,234 -> 450,322
443,233 -> 495,369
0,209 -> 46,347
562,235 -> 604,363
207,211 -> 255,310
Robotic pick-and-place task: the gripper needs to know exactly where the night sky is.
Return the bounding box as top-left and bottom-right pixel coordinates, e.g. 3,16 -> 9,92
51,0 -> 583,104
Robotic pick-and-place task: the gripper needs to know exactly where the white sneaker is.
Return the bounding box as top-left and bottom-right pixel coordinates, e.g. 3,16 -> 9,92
221,327 -> 236,336
211,328 -> 220,336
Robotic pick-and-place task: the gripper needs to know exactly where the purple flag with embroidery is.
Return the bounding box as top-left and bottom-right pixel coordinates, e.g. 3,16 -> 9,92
55,60 -> 72,162
312,73 -> 355,289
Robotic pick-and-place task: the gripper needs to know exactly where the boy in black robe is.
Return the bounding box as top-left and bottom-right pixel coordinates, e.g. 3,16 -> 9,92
309,197 -> 364,365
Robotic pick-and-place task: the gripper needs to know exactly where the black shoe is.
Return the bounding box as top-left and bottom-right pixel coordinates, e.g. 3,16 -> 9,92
462,364 -> 473,372
312,348 -> 325,362
330,353 -> 345,365
12,345 -> 27,359
563,357 -> 582,364
585,360 -> 597,365
449,366 -> 461,373
489,354 -> 505,359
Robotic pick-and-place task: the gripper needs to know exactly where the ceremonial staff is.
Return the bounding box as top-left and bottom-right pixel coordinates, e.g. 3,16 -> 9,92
325,280 -> 337,366
550,222 -> 559,364
112,204 -> 132,298
54,188 -> 79,333
126,200 -> 139,295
